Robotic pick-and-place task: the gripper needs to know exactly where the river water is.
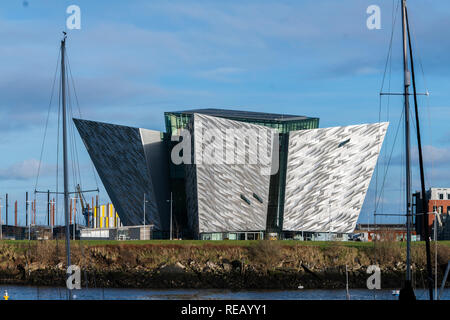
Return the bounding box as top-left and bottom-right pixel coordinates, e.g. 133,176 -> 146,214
0,285 -> 448,300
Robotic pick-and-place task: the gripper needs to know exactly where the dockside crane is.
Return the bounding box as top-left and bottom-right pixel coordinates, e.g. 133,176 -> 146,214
76,184 -> 92,227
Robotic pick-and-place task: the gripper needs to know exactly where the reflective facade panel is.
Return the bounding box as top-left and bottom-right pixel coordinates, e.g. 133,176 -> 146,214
73,118 -> 167,229
186,113 -> 277,235
140,129 -> 171,231
165,109 -> 320,234
283,122 -> 389,233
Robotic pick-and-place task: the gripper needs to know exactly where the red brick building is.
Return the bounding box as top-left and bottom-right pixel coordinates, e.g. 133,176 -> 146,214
356,224 -> 417,242
413,187 -> 450,238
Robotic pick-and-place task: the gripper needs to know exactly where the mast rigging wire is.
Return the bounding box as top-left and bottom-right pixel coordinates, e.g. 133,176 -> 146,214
374,0 -> 401,216
34,41 -> 99,227
34,50 -> 60,193
66,52 -> 100,191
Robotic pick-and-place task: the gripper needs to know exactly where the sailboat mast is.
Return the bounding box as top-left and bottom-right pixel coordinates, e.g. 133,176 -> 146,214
404,6 -> 434,300
61,33 -> 72,299
401,0 -> 412,285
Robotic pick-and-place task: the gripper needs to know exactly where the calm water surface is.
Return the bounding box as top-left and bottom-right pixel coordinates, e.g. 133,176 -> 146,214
0,285 -> 449,300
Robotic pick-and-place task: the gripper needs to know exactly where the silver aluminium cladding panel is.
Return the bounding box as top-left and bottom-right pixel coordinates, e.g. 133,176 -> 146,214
283,122 -> 389,233
189,113 -> 277,234
73,118 -> 163,229
140,129 -> 171,231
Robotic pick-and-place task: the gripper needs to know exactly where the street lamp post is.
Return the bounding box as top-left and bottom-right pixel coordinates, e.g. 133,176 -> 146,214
166,192 -> 173,240
26,193 -> 31,241
49,199 -> 55,236
143,193 -> 149,226
143,193 -> 149,240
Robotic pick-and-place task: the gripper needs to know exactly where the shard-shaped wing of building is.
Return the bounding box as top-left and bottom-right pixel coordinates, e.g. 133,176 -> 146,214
186,113 -> 277,234
74,109 -> 389,239
283,122 -> 389,233
73,118 -> 170,230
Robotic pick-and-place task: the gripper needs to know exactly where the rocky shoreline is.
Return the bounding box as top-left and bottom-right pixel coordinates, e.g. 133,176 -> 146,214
0,261 -> 429,289
0,241 -> 448,289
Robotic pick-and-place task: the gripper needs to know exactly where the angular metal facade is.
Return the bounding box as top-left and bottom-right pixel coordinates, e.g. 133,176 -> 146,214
283,122 -> 389,233
74,109 -> 389,238
186,113 -> 277,235
140,129 -> 171,231
73,118 -> 169,229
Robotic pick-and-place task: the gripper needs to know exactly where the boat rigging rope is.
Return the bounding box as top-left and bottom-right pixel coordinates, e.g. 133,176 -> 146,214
34,49 -> 60,193
67,57 -> 100,192
56,60 -> 62,227
407,9 -> 434,187
65,57 -> 82,192
374,0 -> 400,215
35,46 -> 98,228
66,56 -> 83,118
377,0 -> 398,218
63,47 -> 92,290
372,1 -> 399,299
373,109 -> 404,214
66,52 -> 100,193
23,37 -> 99,292
409,8 -> 439,298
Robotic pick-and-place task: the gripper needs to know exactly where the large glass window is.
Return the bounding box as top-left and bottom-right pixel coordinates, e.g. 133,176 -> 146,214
212,233 -> 223,241
228,233 -> 237,240
201,233 -> 211,240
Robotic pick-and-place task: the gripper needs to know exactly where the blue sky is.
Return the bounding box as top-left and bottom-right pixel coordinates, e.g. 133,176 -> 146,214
0,0 -> 449,226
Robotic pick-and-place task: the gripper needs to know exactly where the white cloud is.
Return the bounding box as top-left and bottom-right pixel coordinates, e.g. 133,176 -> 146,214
0,159 -> 54,181
412,145 -> 450,167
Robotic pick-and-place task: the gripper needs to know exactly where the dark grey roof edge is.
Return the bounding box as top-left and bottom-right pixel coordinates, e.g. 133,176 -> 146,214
73,117 -> 141,130
164,108 -> 317,122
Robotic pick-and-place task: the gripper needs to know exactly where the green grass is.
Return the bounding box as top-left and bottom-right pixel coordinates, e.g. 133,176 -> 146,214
2,239 -> 449,247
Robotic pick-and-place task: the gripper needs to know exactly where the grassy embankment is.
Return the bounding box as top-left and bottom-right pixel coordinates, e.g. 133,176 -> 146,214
4,239 -> 449,246
0,240 -> 449,289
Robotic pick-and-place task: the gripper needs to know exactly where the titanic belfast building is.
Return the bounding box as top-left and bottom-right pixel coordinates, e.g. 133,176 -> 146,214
73,109 -> 388,240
